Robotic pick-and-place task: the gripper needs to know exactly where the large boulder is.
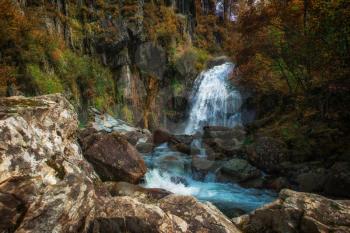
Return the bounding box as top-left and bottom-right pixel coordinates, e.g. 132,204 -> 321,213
296,168 -> 327,193
324,162 -> 350,198
233,189 -> 350,233
153,128 -> 174,145
218,159 -> 262,183
0,94 -> 99,232
191,156 -> 222,180
159,195 -> 242,233
153,128 -> 198,155
203,126 -> 246,159
247,136 -> 290,173
79,128 -> 147,184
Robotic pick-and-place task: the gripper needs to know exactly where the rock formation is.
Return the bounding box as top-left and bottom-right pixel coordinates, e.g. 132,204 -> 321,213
233,189 -> 350,233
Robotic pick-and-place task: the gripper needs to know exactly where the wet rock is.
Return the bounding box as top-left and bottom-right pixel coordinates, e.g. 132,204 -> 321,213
170,142 -> 200,155
233,189 -> 350,233
153,129 -> 198,155
203,125 -> 246,159
153,128 -> 173,145
104,181 -> 171,201
159,195 -> 242,233
247,136 -> 290,173
79,129 -> 147,184
191,156 -> 221,180
324,162 -> 350,198
135,142 -> 154,153
157,155 -> 188,175
218,159 -> 262,183
207,56 -> 231,69
170,176 -> 189,186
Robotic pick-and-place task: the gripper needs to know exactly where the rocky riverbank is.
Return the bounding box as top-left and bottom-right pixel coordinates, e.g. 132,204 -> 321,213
0,94 -> 241,233
1,94 -> 349,233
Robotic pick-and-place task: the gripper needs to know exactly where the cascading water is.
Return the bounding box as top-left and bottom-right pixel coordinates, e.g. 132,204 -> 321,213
143,62 -> 275,217
185,62 -> 242,134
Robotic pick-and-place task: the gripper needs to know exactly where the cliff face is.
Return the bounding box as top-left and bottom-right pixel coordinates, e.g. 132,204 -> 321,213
1,0 -> 217,129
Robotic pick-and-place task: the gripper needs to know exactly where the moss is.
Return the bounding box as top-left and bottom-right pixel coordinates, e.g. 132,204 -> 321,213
27,64 -> 64,94
171,79 -> 185,96
122,105 -> 133,124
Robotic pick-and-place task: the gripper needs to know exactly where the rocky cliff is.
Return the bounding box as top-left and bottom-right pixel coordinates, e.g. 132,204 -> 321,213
1,0 -> 233,130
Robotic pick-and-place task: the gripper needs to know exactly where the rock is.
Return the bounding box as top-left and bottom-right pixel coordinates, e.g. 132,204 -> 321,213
203,126 -> 246,159
170,142 -> 200,155
79,129 -> 147,184
174,49 -> 199,78
265,177 -> 291,191
91,196 -> 189,233
91,109 -> 152,145
157,154 -> 188,175
104,181 -> 171,201
324,162 -> 350,198
159,195 -> 242,233
135,42 -> 167,79
296,168 -> 327,193
191,156 -> 221,180
218,159 -> 262,183
135,142 -> 154,153
247,136 -> 290,173
173,134 -> 195,145
153,128 -> 174,145
170,176 -> 189,186
207,56 -> 231,69
0,94 -> 100,232
203,125 -> 246,141
233,189 -> 350,233
153,129 -> 199,155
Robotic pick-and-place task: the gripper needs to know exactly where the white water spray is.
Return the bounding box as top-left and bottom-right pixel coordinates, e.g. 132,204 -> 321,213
185,62 -> 242,134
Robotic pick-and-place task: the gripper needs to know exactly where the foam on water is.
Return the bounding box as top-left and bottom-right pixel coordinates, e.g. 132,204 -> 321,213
143,63 -> 275,216
143,144 -> 276,214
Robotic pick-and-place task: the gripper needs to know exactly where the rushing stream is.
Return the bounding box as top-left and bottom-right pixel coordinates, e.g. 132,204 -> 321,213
143,62 -> 275,217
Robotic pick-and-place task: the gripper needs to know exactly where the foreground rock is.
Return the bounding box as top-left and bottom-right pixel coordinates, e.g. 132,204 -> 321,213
104,181 -> 172,201
159,195 -> 242,233
79,128 -> 147,183
233,189 -> 350,233
0,94 -> 240,233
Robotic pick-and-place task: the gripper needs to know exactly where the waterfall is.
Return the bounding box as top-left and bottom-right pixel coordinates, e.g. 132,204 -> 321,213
184,62 -> 242,134
143,62 -> 275,217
